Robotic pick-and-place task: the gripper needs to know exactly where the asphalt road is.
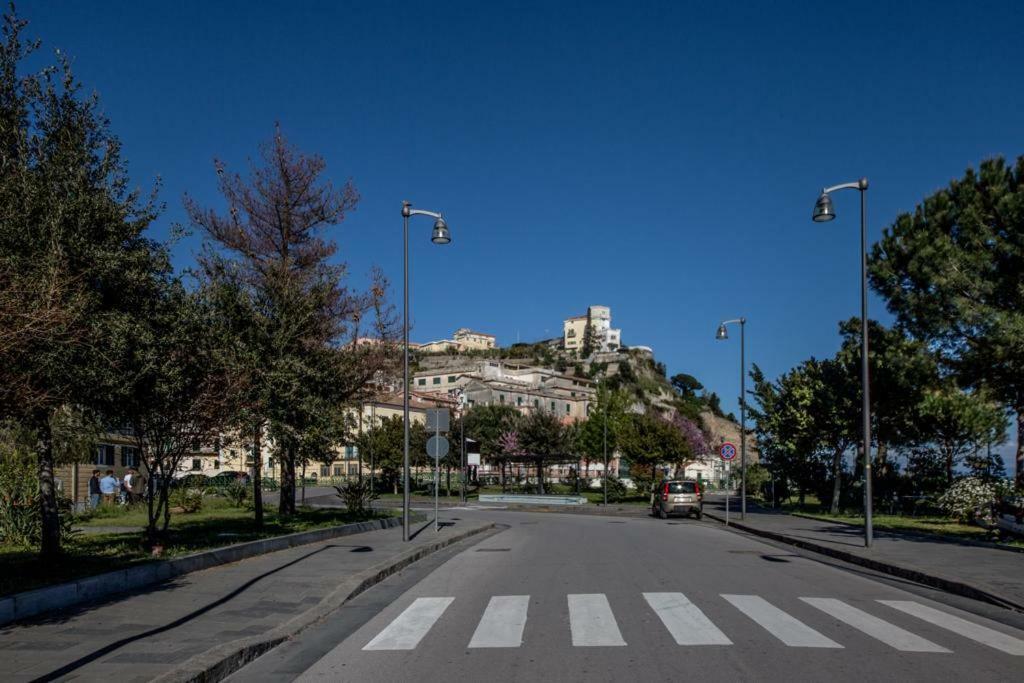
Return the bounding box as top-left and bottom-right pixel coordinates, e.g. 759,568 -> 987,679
229,507 -> 1024,682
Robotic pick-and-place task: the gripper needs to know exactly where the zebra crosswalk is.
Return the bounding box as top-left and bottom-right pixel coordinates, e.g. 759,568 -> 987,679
361,593 -> 1024,655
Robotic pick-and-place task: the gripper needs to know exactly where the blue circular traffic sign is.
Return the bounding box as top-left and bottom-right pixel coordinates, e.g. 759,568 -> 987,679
720,442 -> 737,461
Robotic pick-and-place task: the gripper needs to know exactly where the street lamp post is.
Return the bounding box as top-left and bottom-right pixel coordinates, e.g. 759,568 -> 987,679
716,318 -> 746,519
401,201 -> 451,542
812,177 -> 873,548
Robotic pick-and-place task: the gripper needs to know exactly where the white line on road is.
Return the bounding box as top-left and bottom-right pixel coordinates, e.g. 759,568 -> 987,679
722,594 -> 843,648
801,598 -> 949,652
568,594 -> 626,646
469,595 -> 530,648
879,600 -> 1024,656
643,592 -> 732,645
363,597 -> 454,651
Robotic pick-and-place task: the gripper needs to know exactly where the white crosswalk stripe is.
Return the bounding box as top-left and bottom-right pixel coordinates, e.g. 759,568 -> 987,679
356,593 -> 1024,655
469,595 -> 530,648
568,594 -> 627,646
363,597 -> 454,651
879,600 -> 1024,656
643,592 -> 732,645
722,594 -> 843,648
801,598 -> 949,652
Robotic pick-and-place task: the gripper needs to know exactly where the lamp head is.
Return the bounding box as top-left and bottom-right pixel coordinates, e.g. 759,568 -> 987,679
431,216 -> 451,244
812,192 -> 836,222
716,324 -> 728,340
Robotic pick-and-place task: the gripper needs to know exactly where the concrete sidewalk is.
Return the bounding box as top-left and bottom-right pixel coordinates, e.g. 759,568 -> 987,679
703,497 -> 1024,611
0,518 -> 495,683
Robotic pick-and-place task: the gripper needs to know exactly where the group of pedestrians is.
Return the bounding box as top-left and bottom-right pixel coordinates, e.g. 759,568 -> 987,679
88,468 -> 148,508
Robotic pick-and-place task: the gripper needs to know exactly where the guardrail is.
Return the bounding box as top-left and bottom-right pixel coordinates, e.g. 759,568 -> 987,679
478,494 -> 588,506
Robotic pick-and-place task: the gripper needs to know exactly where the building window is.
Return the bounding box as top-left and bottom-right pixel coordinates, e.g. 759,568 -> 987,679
345,446 -> 356,460
333,465 -> 343,477
213,459 -> 220,469
468,399 -> 475,406
120,446 -> 140,468
550,401 -> 556,411
348,464 -> 359,476
567,329 -> 576,338
191,458 -> 202,471
534,399 -> 539,408
320,465 -> 329,477
566,404 -> 571,414
95,444 -> 115,466
448,376 -> 456,383
499,394 -> 505,403
517,396 -> 523,406
418,378 -> 426,386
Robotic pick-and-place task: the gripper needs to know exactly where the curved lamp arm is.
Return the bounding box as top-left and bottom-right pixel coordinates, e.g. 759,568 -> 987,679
822,178 -> 868,195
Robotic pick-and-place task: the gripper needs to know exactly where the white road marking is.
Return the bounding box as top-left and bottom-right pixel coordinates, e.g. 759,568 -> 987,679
801,598 -> 949,652
722,594 -> 843,648
643,592 -> 732,645
568,594 -> 626,646
363,597 -> 454,651
469,595 -> 530,648
879,600 -> 1024,656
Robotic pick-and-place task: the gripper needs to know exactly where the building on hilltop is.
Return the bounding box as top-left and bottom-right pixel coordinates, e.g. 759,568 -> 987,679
416,327 -> 497,354
563,305 -> 621,354
413,359 -> 597,421
453,328 -> 496,350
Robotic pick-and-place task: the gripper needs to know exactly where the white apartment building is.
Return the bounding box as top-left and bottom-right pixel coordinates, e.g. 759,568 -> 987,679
564,305 -> 621,354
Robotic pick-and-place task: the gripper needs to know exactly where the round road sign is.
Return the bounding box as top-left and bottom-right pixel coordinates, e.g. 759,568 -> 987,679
427,435 -> 450,460
720,442 -> 738,461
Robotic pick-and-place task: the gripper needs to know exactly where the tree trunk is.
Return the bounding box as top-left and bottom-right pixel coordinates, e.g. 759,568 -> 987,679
445,464 -> 451,496
876,441 -> 889,475
500,460 -> 506,492
1016,411 -> 1024,489
944,444 -> 954,487
37,423 -> 61,558
536,459 -> 545,495
829,446 -> 844,515
252,428 -> 264,531
279,442 -> 297,516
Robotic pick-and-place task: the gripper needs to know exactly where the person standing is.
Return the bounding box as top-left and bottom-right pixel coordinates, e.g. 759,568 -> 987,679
88,469 -> 102,509
123,468 -> 135,504
99,469 -> 118,506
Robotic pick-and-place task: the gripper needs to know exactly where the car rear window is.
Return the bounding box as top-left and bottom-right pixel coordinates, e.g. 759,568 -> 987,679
667,482 -> 696,493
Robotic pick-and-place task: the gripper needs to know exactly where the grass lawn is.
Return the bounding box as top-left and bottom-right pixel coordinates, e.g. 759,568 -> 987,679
0,497 -> 393,597
794,511 -> 1024,548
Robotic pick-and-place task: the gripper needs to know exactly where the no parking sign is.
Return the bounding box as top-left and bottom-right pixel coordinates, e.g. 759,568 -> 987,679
720,442 -> 737,461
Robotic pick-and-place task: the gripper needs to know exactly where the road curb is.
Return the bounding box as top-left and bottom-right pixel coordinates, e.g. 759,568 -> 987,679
0,514 -> 405,627
705,511 -> 1024,613
789,512 -> 1024,554
151,521 -> 498,683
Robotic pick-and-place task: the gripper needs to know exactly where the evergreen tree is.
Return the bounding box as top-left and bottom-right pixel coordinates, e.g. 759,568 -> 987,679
0,9 -> 164,555
870,156 -> 1024,485
189,128 -> 396,516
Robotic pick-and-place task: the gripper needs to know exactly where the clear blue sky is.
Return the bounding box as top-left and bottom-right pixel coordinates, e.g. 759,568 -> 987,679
25,1 -> 1023,460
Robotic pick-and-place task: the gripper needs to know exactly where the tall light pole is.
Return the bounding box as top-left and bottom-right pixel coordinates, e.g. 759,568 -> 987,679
401,201 -> 451,542
716,318 -> 746,519
812,177 -> 873,548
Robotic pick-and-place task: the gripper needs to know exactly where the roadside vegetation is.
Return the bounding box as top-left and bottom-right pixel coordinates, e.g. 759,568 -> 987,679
0,495 -> 393,596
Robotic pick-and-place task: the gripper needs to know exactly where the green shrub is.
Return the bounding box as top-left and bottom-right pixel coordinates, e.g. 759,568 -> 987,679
172,486 -> 207,513
220,480 -> 249,508
0,438 -> 76,547
334,480 -> 379,514
603,476 -> 628,503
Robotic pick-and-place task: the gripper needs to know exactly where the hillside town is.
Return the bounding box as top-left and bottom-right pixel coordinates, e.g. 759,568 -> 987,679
54,304 -> 752,511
